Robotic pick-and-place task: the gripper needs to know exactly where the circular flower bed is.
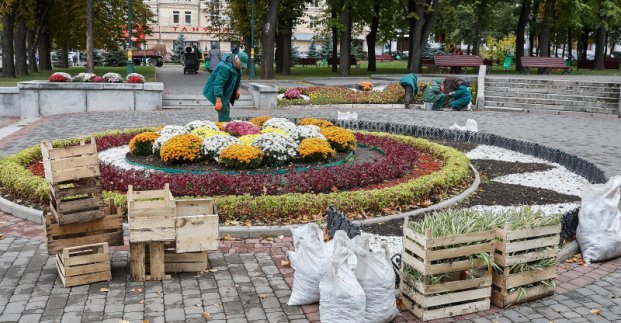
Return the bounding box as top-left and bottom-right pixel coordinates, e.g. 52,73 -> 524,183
0,120 -> 470,225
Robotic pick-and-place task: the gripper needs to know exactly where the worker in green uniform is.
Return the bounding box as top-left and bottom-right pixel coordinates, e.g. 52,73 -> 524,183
448,78 -> 472,111
422,80 -> 447,111
203,51 -> 249,121
399,73 -> 418,109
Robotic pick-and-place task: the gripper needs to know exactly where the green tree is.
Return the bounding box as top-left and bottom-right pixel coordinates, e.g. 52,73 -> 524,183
172,33 -> 186,63
307,37 -> 319,58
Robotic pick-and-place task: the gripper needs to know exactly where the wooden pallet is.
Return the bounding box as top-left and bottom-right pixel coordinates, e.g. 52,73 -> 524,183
128,184 -> 176,243
56,242 -> 111,287
41,137 -> 100,184
399,217 -> 495,321
44,201 -> 123,255
492,223 -> 560,308
175,199 -> 219,253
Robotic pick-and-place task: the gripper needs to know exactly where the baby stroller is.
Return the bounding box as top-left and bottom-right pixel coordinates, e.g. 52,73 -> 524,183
182,47 -> 199,74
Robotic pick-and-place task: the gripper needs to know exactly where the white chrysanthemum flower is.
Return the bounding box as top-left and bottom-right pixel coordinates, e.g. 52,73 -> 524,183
289,125 -> 326,143
184,120 -> 219,132
158,125 -> 188,137
262,118 -> 297,134
251,133 -> 298,165
202,135 -> 240,161
152,133 -> 177,155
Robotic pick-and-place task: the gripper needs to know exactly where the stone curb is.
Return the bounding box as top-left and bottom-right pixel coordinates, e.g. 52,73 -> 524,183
0,194 -> 42,224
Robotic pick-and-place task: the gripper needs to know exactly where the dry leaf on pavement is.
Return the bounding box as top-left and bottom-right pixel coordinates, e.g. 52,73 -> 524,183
100,288 -> 109,292
591,309 -> 602,315
280,260 -> 290,267
202,312 -> 212,320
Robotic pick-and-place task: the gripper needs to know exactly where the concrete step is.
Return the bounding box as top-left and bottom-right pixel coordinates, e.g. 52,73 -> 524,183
486,82 -> 621,94
487,78 -> 621,87
488,91 -> 619,103
485,101 -> 617,114
485,85 -> 620,97
162,104 -> 256,109
485,95 -> 619,109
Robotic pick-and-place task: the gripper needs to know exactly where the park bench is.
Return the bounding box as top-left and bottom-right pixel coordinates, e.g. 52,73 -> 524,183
520,56 -> 571,74
434,55 -> 484,73
297,57 -> 320,67
327,56 -> 360,68
376,54 -> 393,62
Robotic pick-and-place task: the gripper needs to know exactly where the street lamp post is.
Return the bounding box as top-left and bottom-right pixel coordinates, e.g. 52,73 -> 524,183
127,0 -> 134,74
248,0 -> 256,78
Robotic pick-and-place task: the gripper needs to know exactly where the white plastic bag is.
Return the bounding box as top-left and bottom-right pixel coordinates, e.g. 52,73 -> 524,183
351,236 -> 398,323
288,223 -> 328,305
320,231 -> 366,323
338,111 -> 358,121
449,119 -> 478,132
577,176 -> 621,263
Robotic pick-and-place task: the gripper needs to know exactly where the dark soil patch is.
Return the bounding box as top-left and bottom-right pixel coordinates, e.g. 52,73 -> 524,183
126,145 -> 383,173
472,159 -> 555,178
430,139 -> 478,153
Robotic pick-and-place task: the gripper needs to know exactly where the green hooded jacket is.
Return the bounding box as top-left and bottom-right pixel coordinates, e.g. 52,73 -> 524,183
203,54 -> 241,108
399,73 -> 419,95
422,80 -> 443,102
449,85 -> 472,107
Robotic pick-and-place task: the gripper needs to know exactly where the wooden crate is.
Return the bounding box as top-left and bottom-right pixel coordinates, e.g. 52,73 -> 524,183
399,218 -> 495,321
128,184 -> 176,243
175,199 -> 219,253
41,137 -> 100,184
44,201 -> 123,255
56,242 -> 111,287
48,179 -> 107,224
492,223 -> 560,308
146,242 -> 209,273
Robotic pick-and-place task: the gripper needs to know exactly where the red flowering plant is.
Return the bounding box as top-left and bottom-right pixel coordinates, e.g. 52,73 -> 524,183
90,76 -> 105,83
126,73 -> 145,83
48,72 -> 72,82
283,88 -> 302,100
222,120 -> 261,137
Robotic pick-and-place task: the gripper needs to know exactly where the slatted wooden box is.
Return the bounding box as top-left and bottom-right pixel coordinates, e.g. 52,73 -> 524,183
42,138 -> 106,225
127,184 -> 176,243
175,198 -> 219,253
130,241 -> 209,281
400,217 -> 495,321
492,223 -> 560,308
56,242 -> 111,287
44,201 -> 123,255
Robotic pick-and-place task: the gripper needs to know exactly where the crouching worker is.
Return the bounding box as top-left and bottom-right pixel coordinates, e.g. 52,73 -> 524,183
203,51 -> 249,121
422,80 -> 447,111
399,73 -> 419,109
448,78 -> 472,111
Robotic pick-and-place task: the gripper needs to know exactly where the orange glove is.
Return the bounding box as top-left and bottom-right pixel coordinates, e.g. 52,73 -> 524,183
236,90 -> 241,99
215,97 -> 223,111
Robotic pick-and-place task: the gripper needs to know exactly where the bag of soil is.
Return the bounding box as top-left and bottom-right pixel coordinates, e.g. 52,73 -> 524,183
287,223 -> 328,305
577,176 -> 621,262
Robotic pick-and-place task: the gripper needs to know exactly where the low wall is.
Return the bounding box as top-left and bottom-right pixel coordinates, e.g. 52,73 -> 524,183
0,81 -> 164,118
244,82 -> 278,110
0,87 -> 20,117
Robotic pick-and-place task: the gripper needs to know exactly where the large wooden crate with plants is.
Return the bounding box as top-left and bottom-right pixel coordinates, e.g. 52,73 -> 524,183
56,242 -> 111,287
492,214 -> 561,308
175,198 -> 219,253
41,137 -> 106,225
44,200 -> 123,255
399,209 -> 496,321
127,184 -> 177,243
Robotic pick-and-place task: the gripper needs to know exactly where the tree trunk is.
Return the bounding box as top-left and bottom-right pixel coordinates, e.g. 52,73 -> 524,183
578,29 -> 589,61
538,0 -> 555,57
472,13 -> 482,55
15,18 -> 29,76
516,0 -> 530,71
609,35 -> 617,57
260,0 -> 281,79
593,26 -> 606,70
86,0 -> 95,73
62,46 -> 69,68
27,30 -> 38,73
339,3 -> 352,77
1,13 -> 17,78
331,7 -> 338,73
282,23 -> 292,75
567,28 -> 572,59
38,29 -> 52,70
408,0 -> 439,73
366,0 -> 380,72
275,32 -> 284,73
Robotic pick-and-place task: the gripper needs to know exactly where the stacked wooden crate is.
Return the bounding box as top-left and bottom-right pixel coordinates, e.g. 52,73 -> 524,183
56,242 -> 111,287
41,137 -> 123,255
128,186 -> 218,281
400,217 -> 495,321
492,223 -> 560,308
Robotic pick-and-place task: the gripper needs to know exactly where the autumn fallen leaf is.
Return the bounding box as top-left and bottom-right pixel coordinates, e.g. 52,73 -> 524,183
201,311 -> 212,320
280,260 -> 290,267
196,303 -> 202,307
100,288 -> 109,292
591,309 -> 601,315
259,294 -> 267,299
143,320 -> 149,323
130,288 -> 142,293
138,300 -> 144,304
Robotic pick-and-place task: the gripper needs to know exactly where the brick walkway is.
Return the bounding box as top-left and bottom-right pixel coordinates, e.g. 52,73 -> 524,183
1,212 -> 621,322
